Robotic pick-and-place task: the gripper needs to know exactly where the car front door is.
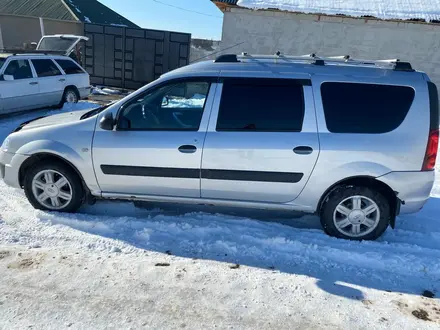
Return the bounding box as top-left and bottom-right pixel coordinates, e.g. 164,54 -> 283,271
0,59 -> 39,114
30,58 -> 65,107
201,76 -> 320,203
92,78 -> 217,198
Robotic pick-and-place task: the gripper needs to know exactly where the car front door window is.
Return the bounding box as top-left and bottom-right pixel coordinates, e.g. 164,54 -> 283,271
4,60 -> 33,80
119,81 -> 210,131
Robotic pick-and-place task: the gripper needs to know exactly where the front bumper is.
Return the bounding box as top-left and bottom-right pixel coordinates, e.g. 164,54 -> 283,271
0,150 -> 29,189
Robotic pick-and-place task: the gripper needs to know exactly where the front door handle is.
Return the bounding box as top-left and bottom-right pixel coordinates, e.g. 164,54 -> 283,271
178,145 -> 197,154
293,146 -> 313,155
29,82 -> 38,85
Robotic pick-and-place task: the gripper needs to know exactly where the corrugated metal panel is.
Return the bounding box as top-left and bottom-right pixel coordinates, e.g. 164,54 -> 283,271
212,0 -> 239,4
65,0 -> 139,28
0,0 -> 139,27
0,0 -> 76,21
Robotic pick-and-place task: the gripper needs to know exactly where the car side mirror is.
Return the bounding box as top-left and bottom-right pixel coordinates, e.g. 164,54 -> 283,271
162,96 -> 169,107
2,74 -> 14,81
99,112 -> 115,131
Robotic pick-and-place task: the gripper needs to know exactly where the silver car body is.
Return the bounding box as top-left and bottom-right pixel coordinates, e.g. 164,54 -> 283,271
0,58 -> 436,216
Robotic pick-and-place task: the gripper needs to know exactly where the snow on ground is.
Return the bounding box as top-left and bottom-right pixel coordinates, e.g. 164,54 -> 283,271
0,102 -> 440,329
163,94 -> 207,108
237,0 -> 440,22
92,86 -> 124,96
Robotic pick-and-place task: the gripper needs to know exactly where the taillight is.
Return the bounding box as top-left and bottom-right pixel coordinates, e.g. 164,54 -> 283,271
422,129 -> 439,171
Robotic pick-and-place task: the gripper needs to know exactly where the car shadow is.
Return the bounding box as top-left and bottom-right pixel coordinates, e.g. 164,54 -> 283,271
36,197 -> 440,301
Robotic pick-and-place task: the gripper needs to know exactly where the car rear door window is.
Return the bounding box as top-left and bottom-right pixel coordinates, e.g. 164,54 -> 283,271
3,60 -> 33,80
55,59 -> 84,74
216,78 -> 305,132
31,59 -> 62,77
321,82 -> 415,134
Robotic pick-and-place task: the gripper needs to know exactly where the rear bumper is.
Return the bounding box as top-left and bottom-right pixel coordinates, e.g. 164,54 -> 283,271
0,150 -> 29,189
78,86 -> 91,99
377,171 -> 435,214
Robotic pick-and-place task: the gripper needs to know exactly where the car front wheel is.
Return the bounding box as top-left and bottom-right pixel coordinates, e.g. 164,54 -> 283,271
320,186 -> 390,240
23,161 -> 84,212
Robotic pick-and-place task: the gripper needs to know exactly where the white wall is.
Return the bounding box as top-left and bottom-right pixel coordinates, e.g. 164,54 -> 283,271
221,7 -> 440,86
190,39 -> 221,63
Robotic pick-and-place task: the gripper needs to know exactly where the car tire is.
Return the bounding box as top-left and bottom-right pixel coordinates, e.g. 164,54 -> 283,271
320,186 -> 390,241
23,161 -> 84,213
60,87 -> 79,106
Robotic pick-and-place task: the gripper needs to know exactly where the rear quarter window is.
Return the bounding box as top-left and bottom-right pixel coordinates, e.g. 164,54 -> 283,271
321,82 -> 415,134
55,59 -> 84,74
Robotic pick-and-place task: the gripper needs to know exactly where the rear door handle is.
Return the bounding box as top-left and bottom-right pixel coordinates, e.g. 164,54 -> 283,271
293,146 -> 313,155
29,82 -> 38,85
59,78 -> 66,82
178,145 -> 197,154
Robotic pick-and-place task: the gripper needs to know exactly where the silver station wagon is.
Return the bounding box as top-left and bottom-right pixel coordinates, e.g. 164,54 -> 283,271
0,53 -> 438,241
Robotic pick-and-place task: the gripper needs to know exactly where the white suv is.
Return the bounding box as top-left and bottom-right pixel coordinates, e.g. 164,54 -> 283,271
0,35 -> 90,114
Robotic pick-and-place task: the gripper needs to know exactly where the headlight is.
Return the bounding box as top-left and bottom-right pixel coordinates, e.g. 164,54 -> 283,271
0,137 -> 11,152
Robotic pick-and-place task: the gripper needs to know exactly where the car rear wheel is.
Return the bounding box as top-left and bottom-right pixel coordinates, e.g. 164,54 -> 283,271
61,87 -> 79,105
23,161 -> 84,212
320,186 -> 390,240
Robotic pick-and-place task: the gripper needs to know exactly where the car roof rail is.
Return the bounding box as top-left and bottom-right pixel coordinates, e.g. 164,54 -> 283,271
214,52 -> 414,72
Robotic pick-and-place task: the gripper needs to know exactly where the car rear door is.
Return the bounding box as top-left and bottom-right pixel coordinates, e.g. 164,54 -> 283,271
30,58 -> 66,107
201,75 -> 320,203
0,58 -> 40,113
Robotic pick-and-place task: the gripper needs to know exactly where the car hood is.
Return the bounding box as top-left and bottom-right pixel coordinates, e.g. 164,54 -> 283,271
20,110 -> 92,131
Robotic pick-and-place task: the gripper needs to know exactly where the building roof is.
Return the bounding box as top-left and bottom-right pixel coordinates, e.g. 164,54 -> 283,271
0,0 -> 139,27
212,0 -> 440,23
0,0 -> 76,21
63,0 -> 139,27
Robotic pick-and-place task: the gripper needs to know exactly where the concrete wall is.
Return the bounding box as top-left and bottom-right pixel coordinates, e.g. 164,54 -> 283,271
0,14 -> 83,49
0,14 -> 41,49
221,7 -> 440,86
190,38 -> 221,63
43,18 -> 82,36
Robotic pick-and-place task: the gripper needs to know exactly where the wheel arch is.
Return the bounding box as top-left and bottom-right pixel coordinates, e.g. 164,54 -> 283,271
63,85 -> 80,101
19,153 -> 87,192
64,85 -> 80,94
317,176 -> 399,228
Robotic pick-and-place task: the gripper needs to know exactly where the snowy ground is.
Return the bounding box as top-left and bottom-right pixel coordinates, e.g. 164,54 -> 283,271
0,103 -> 440,329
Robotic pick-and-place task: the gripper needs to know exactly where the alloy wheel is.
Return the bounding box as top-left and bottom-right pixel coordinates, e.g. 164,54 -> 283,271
31,170 -> 73,210
333,195 -> 381,238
